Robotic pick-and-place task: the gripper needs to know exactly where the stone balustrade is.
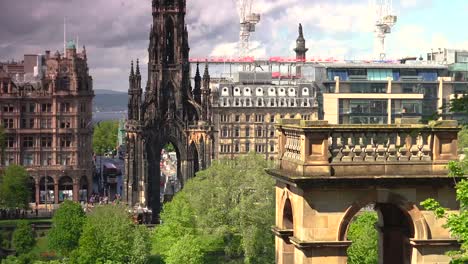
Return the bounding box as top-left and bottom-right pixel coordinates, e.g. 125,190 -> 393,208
275,119 -> 460,178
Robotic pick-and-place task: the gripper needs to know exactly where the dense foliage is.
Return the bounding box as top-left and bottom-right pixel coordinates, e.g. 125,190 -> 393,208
92,121 -> 119,155
346,212 -> 378,264
48,201 -> 86,257
459,126 -> 468,152
0,165 -> 30,211
70,205 -> 151,264
450,94 -> 468,117
11,221 -> 35,256
153,154 -> 275,264
421,157 -> 468,263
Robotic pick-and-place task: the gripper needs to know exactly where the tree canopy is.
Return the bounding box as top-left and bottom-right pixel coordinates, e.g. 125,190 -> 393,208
0,165 -> 30,211
421,157 -> 468,263
70,205 -> 151,264
92,121 -> 119,155
12,221 -> 35,256
153,154 -> 275,264
346,212 -> 378,264
48,200 -> 86,257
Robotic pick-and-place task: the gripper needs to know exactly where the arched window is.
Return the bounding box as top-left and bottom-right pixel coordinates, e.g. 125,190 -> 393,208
59,176 -> 73,202
165,18 -> 175,63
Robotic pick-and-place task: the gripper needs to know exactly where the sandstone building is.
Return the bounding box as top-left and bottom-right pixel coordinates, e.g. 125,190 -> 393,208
0,42 -> 94,208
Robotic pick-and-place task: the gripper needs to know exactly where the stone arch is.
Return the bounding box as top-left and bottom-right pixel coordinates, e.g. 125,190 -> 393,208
79,176 -> 89,202
278,189 -> 295,264
39,176 -> 55,204
337,191 -> 428,241
58,176 -> 74,202
337,190 -> 429,264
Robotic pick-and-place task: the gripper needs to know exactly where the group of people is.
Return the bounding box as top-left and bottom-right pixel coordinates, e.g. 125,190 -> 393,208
87,193 -> 121,206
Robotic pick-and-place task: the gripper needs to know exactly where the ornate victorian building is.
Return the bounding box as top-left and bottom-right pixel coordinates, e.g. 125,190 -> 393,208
125,0 -> 214,218
0,42 -> 94,208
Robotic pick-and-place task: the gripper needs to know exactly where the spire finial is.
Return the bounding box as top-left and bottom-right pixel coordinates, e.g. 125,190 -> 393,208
203,60 -> 209,76
136,59 -> 140,75
299,23 -> 303,38
130,60 -> 134,76
195,61 -> 200,77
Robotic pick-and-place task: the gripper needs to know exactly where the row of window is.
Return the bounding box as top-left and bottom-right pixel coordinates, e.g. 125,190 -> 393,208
2,118 -> 88,129
220,143 -> 275,153
327,69 -> 440,81
220,114 -> 311,123
220,98 -> 313,107
1,102 -> 88,113
3,153 -> 74,167
221,86 -> 312,97
220,126 -> 276,138
3,135 -> 74,148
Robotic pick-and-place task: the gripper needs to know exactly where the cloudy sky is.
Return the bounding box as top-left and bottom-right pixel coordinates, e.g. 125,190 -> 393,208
0,0 -> 467,92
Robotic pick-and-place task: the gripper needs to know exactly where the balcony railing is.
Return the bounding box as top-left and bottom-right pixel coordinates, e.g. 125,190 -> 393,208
274,119 -> 459,178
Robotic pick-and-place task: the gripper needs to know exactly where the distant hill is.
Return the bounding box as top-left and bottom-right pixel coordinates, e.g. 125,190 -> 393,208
93,90 -> 128,112
94,89 -> 127,95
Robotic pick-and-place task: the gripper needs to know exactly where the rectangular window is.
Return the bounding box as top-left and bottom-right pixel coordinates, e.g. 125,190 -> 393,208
60,118 -> 71,129
301,115 -> 310,121
58,153 -> 72,165
60,135 -> 72,147
29,103 -> 36,112
234,127 -> 240,137
41,103 -> 52,112
41,136 -> 53,148
3,119 -> 14,128
270,144 -> 275,152
22,153 -> 34,166
270,115 -> 275,123
245,127 -> 250,137
41,118 -> 52,129
2,104 -> 14,112
22,136 -> 34,148
255,144 -> 265,153
220,115 -> 230,123
6,136 -> 15,148
245,114 -> 250,122
4,153 -> 15,166
235,115 -> 240,122
245,142 -> 250,152
80,103 -> 86,112
29,118 -> 34,128
234,143 -> 240,153
255,114 -> 264,123
256,127 -> 263,137
60,102 -> 71,113
41,153 -> 52,166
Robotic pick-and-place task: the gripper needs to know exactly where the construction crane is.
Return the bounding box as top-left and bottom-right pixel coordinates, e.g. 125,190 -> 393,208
236,0 -> 260,59
373,0 -> 397,60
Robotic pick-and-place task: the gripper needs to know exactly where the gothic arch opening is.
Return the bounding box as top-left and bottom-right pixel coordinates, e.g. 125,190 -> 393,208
340,202 -> 416,264
189,141 -> 199,176
281,197 -> 294,264
165,17 -> 175,63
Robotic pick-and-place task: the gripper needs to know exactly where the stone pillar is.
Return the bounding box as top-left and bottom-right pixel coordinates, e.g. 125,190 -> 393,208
54,182 -> 59,204
35,180 -> 40,205
73,179 -> 79,201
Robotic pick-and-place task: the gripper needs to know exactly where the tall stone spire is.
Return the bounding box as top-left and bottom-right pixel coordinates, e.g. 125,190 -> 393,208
193,62 -> 202,104
294,23 -> 308,61
130,60 -> 134,79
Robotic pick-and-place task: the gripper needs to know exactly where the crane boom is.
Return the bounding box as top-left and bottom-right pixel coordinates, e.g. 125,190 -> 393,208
236,0 -> 260,59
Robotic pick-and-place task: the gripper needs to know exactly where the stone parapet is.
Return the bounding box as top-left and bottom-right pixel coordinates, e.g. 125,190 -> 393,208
275,119 -> 459,178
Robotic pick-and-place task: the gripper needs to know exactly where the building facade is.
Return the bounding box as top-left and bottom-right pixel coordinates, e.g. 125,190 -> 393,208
0,42 -> 94,208
212,77 -> 319,160
321,62 -> 468,124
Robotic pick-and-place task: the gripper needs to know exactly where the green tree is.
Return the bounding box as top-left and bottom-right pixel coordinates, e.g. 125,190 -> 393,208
153,154 -> 275,264
0,165 -> 30,211
421,157 -> 468,263
346,212 -> 378,264
12,221 -> 35,256
0,125 -> 5,165
459,126 -> 468,153
48,200 -> 86,257
450,94 -> 468,117
71,205 -> 151,264
93,121 -> 119,155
